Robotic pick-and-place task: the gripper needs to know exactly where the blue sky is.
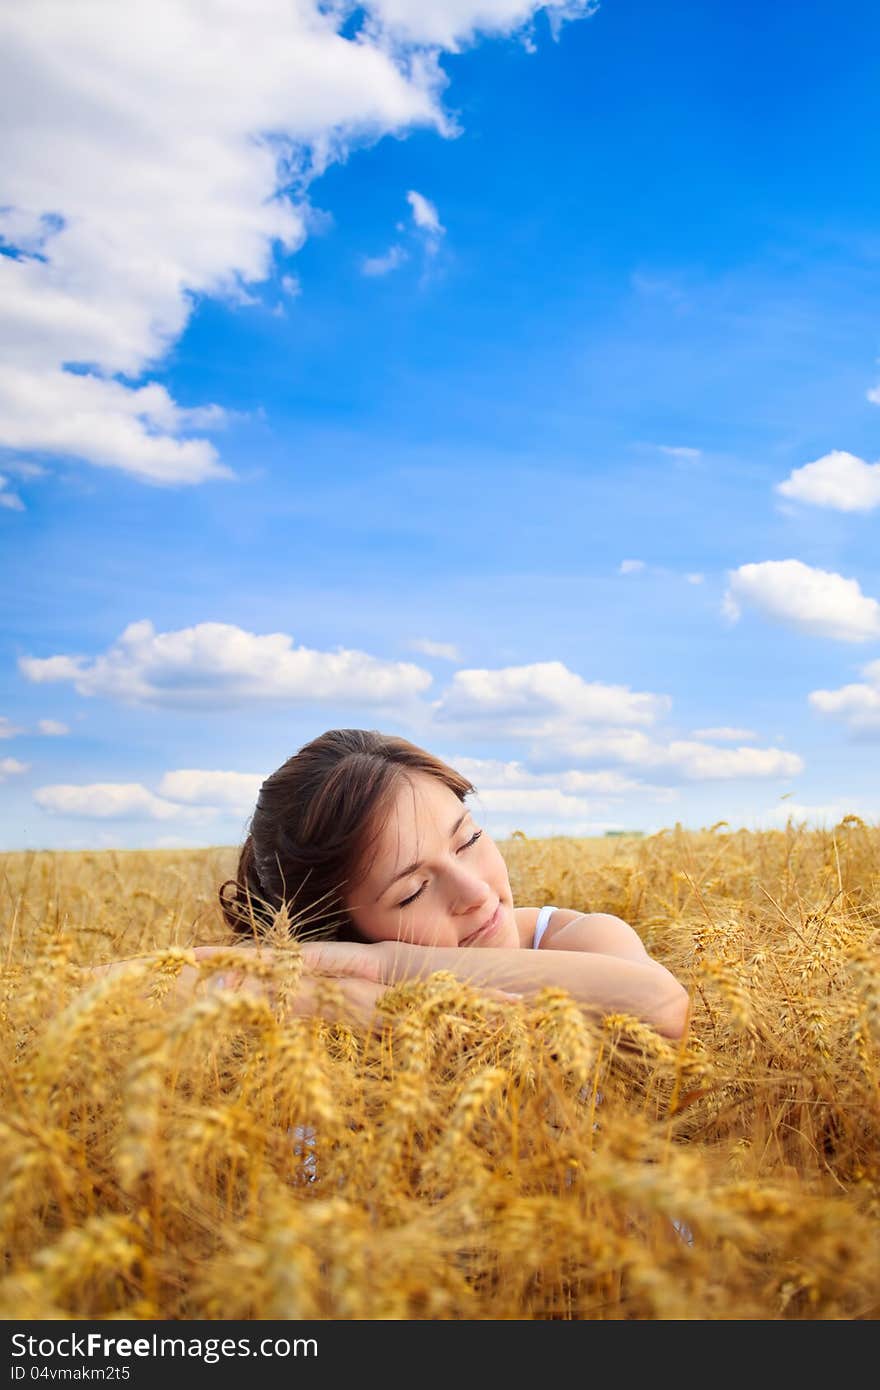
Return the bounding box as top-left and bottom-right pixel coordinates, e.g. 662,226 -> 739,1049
3,0 -> 880,850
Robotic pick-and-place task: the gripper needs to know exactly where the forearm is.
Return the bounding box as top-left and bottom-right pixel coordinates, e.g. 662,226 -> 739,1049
379,942 -> 690,1039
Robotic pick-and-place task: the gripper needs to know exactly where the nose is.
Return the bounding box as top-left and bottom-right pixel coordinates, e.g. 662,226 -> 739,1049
451,861 -> 493,917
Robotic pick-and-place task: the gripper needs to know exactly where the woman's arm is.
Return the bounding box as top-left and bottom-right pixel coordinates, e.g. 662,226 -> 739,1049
287,939 -> 689,1039
376,940 -> 690,1040
80,938 -> 689,1038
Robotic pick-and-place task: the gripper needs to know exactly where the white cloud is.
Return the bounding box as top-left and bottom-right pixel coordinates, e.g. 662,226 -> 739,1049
20,655 -> 84,684
0,757 -> 29,781
362,188 -> 445,275
776,450 -> 880,513
474,785 -> 624,838
0,717 -> 23,739
448,753 -> 645,797
363,188 -> 444,274
809,658 -> 880,736
692,727 -> 757,742
158,769 -> 263,813
33,768 -> 262,824
756,798 -> 875,829
0,475 -> 25,511
538,729 -> 803,781
2,459 -> 47,479
33,782 -> 204,821
20,618 -> 433,709
408,638 -> 463,661
37,719 -> 70,736
361,244 -> 409,276
0,369 -> 232,487
675,744 -> 801,780
723,560 -> 880,643
361,1 -> 597,48
425,742 -> 788,833
406,189 -> 444,238
658,445 -> 702,461
436,680 -> 796,784
557,768 -> 647,795
426,752 -> 638,835
1,2 -> 595,485
619,560 -> 703,583
432,660 -> 670,730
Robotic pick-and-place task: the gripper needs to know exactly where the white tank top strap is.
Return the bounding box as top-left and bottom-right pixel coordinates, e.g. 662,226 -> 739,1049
532,904 -> 558,949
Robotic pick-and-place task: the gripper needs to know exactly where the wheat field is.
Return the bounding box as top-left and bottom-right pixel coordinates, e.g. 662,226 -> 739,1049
1,820 -> 878,1320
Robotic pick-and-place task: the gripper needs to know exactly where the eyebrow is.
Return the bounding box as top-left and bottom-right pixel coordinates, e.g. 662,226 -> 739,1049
375,810 -> 470,902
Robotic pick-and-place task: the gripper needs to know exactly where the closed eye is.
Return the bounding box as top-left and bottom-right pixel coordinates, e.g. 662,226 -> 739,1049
399,829 -> 483,907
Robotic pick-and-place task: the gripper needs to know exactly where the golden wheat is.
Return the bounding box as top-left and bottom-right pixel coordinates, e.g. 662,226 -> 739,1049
1,821 -> 879,1318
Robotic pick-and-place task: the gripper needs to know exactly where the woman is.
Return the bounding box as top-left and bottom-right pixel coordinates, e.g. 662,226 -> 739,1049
200,728 -> 690,1039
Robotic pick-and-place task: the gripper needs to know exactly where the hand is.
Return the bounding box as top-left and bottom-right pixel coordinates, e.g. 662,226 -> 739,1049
278,973 -> 388,1032
194,941 -> 389,1028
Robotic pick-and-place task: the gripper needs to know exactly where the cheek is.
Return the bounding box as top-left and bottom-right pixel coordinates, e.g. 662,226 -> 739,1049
351,910 -> 441,948
409,920 -> 448,947
345,910 -> 391,945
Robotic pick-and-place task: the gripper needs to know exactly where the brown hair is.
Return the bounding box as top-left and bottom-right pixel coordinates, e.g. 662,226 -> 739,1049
218,728 -> 476,942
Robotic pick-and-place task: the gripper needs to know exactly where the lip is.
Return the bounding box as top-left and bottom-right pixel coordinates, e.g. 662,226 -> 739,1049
461,902 -> 501,946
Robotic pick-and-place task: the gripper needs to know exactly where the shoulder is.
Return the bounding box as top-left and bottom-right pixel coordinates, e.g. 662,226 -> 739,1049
514,906 -> 587,949
513,906 -> 582,948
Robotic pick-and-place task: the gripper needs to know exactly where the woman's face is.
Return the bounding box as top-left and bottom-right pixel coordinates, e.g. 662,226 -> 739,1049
345,771 -> 519,948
